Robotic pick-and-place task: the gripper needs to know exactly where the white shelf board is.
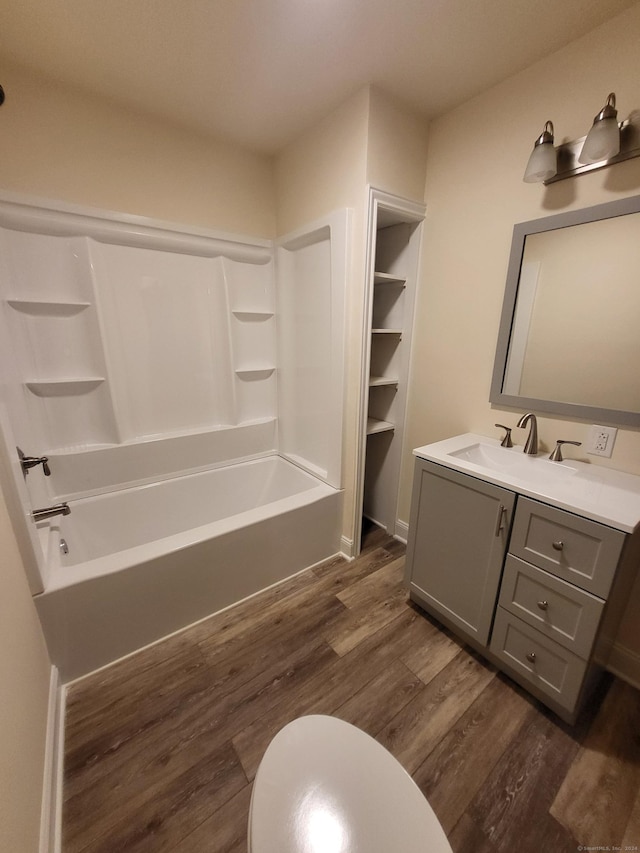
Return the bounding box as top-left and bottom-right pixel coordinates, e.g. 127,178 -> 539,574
366,417 -> 395,435
369,376 -> 399,387
373,272 -> 406,286
371,328 -> 402,336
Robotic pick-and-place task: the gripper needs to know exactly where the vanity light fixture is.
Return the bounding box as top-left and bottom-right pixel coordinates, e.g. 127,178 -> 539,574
523,121 -> 557,183
523,91 -> 640,185
579,93 -> 620,164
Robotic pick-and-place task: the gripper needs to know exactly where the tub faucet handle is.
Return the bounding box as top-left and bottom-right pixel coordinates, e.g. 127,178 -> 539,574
494,424 -> 513,448
17,446 -> 51,476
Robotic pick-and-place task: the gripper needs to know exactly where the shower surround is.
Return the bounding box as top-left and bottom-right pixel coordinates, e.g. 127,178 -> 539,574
0,196 -> 347,680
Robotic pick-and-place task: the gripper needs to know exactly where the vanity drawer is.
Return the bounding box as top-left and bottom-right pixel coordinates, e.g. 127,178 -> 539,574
499,555 -> 604,658
490,607 -> 587,712
509,498 -> 624,598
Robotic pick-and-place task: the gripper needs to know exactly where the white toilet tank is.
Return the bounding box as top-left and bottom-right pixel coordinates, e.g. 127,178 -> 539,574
248,714 -> 453,853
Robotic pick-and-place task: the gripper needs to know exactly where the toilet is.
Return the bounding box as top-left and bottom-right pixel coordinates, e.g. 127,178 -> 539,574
248,714 -> 453,852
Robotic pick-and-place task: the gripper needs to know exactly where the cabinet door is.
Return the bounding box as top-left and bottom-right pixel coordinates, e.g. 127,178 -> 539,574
405,460 -> 515,646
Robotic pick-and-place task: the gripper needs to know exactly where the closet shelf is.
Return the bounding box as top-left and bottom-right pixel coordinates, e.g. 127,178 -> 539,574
367,417 -> 395,435
374,272 -> 406,287
7,299 -> 91,317
371,328 -> 402,336
25,378 -> 106,397
369,376 -> 399,387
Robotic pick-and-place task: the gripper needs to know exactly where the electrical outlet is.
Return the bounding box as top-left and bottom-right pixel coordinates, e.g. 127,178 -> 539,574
587,425 -> 617,458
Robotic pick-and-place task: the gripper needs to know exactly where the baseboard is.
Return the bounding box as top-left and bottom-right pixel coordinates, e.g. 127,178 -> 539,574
606,642 -> 640,690
40,667 -> 65,853
340,535 -> 355,559
394,518 -> 409,544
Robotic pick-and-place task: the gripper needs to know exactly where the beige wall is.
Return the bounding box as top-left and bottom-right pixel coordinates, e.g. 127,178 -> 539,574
0,487 -> 52,853
366,87 -> 429,202
0,63 -> 275,238
275,86 -> 429,548
403,3 -> 640,654
275,87 -> 371,546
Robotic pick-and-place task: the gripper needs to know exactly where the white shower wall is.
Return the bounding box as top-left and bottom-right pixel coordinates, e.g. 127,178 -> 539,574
0,197 -> 346,512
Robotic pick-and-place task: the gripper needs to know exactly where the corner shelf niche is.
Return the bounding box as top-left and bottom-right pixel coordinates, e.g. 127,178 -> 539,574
25,378 -> 106,397
231,310 -> 274,320
7,299 -> 91,317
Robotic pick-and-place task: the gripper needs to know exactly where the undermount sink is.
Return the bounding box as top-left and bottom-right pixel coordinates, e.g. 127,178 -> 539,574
448,441 -> 577,485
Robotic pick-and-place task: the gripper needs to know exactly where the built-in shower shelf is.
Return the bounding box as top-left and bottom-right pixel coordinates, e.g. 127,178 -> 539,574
235,367 -> 276,379
374,272 -> 406,287
367,417 -> 395,435
231,310 -> 274,320
25,378 -> 106,397
369,375 -> 399,387
6,299 -> 91,316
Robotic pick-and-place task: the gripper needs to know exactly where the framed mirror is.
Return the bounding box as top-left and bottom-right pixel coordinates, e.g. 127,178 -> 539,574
490,194 -> 640,427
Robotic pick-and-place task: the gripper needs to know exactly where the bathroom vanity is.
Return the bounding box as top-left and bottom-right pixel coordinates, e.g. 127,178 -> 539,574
405,433 -> 640,723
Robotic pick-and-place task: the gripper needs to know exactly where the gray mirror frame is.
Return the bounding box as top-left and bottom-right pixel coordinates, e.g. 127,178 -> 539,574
490,194 -> 640,427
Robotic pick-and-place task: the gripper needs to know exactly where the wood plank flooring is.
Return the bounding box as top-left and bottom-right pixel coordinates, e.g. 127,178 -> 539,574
63,525 -> 640,852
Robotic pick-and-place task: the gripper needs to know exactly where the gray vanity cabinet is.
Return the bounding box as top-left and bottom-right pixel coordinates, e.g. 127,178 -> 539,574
405,452 -> 639,723
405,459 -> 515,646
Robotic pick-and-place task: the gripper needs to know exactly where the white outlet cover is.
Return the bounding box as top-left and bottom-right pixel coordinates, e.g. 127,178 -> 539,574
587,424 -> 617,458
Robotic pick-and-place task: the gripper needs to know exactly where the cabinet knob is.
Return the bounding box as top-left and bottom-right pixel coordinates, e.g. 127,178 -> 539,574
537,600 -> 549,611
552,540 -> 564,551
526,652 -> 537,664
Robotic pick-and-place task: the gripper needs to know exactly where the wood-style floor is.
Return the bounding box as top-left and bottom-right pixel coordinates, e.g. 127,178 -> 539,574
63,525 -> 640,852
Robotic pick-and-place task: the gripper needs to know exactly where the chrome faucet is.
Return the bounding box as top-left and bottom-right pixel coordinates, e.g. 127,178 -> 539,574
516,412 -> 538,455
31,503 -> 70,522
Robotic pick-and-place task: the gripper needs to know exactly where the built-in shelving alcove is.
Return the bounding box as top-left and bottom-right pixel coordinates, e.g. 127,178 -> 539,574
355,188 -> 425,552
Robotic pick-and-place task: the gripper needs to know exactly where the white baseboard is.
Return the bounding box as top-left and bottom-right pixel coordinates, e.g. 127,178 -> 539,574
40,667 -> 65,853
394,519 -> 409,544
606,642 -> 640,690
340,535 -> 355,559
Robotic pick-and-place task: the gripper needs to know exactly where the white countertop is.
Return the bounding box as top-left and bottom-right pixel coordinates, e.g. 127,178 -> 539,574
414,433 -> 640,533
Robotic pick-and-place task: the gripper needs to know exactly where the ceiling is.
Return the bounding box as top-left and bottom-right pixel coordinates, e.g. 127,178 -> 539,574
1,0 -> 637,154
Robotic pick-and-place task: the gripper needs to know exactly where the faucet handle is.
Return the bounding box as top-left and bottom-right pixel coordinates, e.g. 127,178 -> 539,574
494,424 -> 513,448
17,446 -> 51,476
549,440 -> 581,462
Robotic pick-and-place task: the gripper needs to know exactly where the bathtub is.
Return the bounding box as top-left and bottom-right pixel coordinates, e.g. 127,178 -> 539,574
34,455 -> 342,682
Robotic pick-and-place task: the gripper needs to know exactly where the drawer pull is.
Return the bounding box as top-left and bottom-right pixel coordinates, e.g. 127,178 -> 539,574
537,600 -> 549,611
552,540 -> 564,551
526,652 -> 537,664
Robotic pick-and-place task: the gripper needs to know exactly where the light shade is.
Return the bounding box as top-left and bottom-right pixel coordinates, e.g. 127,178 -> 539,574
579,93 -> 620,164
523,121 -> 557,183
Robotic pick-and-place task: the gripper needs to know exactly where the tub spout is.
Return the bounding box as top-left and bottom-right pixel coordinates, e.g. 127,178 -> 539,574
31,502 -> 70,522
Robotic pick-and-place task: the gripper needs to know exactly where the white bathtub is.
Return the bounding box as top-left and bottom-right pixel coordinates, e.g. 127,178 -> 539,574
35,455 -> 342,681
